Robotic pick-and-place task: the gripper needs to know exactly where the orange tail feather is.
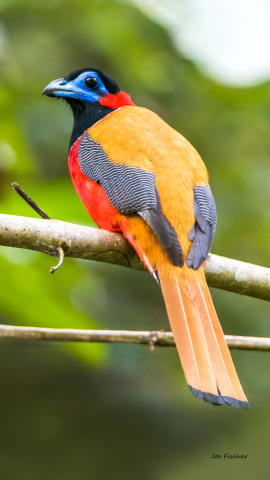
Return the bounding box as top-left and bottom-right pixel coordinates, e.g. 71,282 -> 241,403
160,276 -> 250,409
190,282 -> 249,408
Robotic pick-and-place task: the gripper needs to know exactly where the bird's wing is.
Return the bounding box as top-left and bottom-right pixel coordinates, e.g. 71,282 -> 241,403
186,184 -> 217,270
78,130 -> 184,267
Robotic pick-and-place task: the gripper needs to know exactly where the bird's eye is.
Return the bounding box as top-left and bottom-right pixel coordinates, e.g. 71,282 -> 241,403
85,77 -> 98,88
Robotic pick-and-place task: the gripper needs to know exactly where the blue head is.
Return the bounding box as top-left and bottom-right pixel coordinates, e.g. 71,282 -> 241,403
43,68 -> 121,103
43,68 -> 135,147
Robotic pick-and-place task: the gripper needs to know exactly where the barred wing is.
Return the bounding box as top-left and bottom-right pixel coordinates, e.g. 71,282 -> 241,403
78,132 -> 157,213
187,185 -> 217,270
78,131 -> 183,267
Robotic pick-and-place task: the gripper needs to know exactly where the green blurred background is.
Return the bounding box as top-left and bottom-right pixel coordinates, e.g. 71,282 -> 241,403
0,0 -> 270,478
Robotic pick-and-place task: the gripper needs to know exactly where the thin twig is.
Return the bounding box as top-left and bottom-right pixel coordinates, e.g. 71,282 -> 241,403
0,325 -> 269,351
50,247 -> 65,274
12,182 -> 50,219
11,185 -> 66,273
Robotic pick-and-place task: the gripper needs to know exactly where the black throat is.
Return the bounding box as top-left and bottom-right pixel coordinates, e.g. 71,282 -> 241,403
67,99 -> 115,149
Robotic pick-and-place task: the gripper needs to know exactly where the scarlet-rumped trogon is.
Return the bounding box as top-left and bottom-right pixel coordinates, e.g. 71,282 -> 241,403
43,68 -> 249,409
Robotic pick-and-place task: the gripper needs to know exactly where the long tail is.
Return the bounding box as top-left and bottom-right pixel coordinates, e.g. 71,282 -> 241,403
160,276 -> 250,409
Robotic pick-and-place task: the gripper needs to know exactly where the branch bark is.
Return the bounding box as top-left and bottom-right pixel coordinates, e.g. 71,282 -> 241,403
1,213 -> 270,301
0,324 -> 269,351
0,213 -> 142,269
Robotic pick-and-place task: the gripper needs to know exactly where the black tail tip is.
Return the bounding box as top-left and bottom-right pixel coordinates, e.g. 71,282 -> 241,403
189,386 -> 250,410
222,395 -> 251,410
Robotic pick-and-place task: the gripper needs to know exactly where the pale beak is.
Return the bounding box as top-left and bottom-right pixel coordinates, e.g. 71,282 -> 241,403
42,78 -> 68,97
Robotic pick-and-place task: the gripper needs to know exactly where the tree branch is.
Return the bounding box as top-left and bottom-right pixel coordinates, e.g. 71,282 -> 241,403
1,213 -> 270,301
0,324 -> 269,351
0,213 -> 144,269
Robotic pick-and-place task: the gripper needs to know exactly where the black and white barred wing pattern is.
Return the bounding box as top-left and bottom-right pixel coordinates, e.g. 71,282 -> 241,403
78,131 -> 183,267
186,184 -> 217,270
78,132 -> 157,213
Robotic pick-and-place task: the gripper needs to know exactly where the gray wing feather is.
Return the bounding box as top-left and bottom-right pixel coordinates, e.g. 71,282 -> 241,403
138,188 -> 184,268
187,185 -> 217,270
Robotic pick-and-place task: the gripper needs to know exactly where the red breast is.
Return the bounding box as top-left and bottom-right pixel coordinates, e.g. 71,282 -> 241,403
68,137 -> 121,232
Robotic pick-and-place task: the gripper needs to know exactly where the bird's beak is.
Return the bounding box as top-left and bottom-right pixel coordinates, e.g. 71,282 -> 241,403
42,78 -> 68,97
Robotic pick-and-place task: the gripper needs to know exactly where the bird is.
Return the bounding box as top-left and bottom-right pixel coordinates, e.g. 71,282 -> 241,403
43,68 -> 249,409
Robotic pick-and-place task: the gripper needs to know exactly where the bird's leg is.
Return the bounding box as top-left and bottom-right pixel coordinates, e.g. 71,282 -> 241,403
203,253 -> 211,269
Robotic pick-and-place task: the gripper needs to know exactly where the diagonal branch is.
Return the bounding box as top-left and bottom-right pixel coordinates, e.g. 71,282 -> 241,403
1,213 -> 270,301
11,183 -> 51,219
0,324 -> 269,351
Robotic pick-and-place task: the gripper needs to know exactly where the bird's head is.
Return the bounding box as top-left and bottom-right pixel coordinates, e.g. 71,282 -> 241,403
43,68 -> 135,147
43,68 -> 135,109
